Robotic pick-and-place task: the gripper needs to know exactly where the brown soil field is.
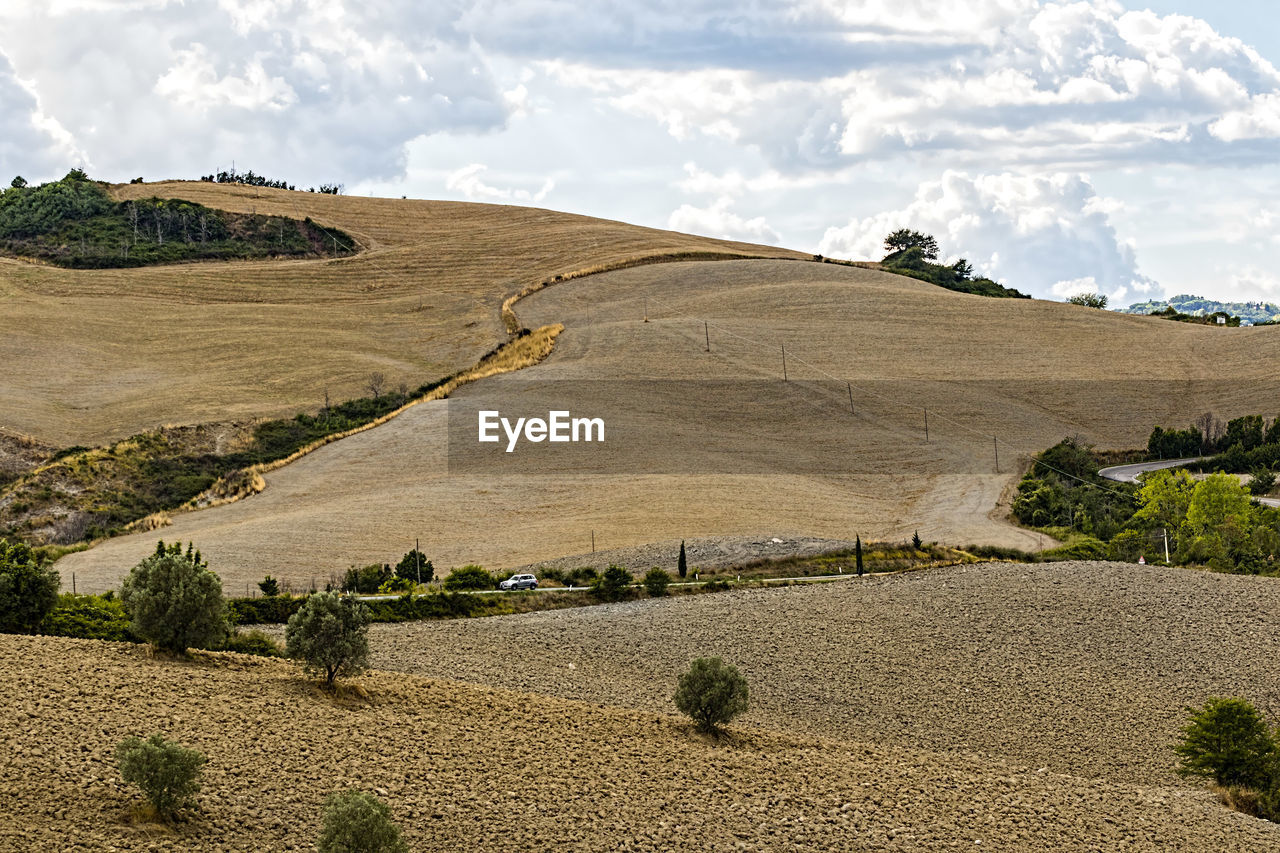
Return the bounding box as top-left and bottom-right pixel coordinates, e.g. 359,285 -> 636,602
56,259 -> 1280,594
0,181 -> 799,447
358,561 -> 1280,787
4,629 -> 1279,851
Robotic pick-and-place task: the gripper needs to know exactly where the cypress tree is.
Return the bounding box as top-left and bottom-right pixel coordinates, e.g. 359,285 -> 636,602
678,541 -> 687,579
855,536 -> 863,577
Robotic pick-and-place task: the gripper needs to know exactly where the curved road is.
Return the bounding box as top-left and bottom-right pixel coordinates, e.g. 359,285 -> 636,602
1098,457 -> 1280,508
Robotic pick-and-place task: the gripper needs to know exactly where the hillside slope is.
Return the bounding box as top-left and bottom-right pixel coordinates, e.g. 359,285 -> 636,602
56,259 -> 1280,592
2,633 -> 1276,851
0,181 -> 801,446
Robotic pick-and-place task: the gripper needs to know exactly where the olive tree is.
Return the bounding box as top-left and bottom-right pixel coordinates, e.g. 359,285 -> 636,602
674,656 -> 749,735
318,789 -> 406,853
116,733 -> 206,819
121,542 -> 227,654
0,539 -> 60,634
285,591 -> 370,684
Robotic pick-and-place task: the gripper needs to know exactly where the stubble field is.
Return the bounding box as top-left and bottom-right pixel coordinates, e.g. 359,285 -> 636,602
56,258 -> 1280,593
0,182 -> 799,446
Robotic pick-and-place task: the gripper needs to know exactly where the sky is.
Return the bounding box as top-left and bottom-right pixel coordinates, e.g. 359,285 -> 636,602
2,1 -> 1279,305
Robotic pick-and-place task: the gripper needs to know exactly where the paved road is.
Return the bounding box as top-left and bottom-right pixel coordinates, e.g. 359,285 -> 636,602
1098,457 -> 1280,507
353,572 -> 860,602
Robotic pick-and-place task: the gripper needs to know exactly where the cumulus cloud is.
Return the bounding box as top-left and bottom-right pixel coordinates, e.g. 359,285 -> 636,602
0,0 -> 510,184
536,1 -> 1280,171
445,164 -> 554,203
818,170 -> 1157,301
668,196 -> 781,245
0,51 -> 84,180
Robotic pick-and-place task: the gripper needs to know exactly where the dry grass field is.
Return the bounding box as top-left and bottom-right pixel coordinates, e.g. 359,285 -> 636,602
5,628 -> 1279,851
55,258 -> 1280,593
0,181 -> 800,446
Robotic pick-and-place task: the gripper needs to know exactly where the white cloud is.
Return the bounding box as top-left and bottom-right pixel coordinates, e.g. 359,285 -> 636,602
668,196 -> 781,245
818,170 -> 1156,301
0,1 -> 510,184
445,163 -> 554,203
0,51 -> 84,179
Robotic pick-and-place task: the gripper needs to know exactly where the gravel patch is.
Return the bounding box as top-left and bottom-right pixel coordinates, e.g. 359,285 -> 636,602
368,560 -> 1280,785
4,634 -> 1280,851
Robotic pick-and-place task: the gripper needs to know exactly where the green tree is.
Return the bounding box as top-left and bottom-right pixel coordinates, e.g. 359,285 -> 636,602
258,575 -> 280,597
1130,468 -> 1196,532
883,228 -> 939,260
592,565 -> 633,602
285,591 -> 370,685
115,733 -> 206,820
677,540 -> 687,579
1184,473 -> 1253,535
121,541 -> 227,654
1173,697 -> 1274,788
643,567 -> 671,597
317,790 -> 407,853
1250,468 -> 1277,497
855,535 -> 863,577
1067,293 -> 1108,309
674,656 -> 749,735
912,530 -> 923,550
10,176 -> 26,189
394,548 -> 433,584
0,539 -> 60,634
442,565 -> 494,591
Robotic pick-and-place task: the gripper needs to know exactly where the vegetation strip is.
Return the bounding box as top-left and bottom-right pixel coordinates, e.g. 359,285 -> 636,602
0,170 -> 355,268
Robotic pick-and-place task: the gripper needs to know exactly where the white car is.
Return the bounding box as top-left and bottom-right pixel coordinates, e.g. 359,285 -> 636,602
499,573 -> 538,590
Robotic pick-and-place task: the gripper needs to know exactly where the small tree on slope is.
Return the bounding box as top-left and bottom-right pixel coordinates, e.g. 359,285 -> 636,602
674,656 -> 749,735
121,541 -> 227,654
285,591 -> 370,685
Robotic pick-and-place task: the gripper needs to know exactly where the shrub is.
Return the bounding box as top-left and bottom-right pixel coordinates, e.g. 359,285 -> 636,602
377,576 -> 414,594
121,541 -> 227,654
0,539 -> 61,634
394,549 -> 433,584
40,593 -> 135,642
115,733 -> 206,819
674,656 -> 749,735
227,595 -> 303,625
1251,468 -> 1277,496
343,563 -> 391,594
703,578 -> 731,592
1108,529 -> 1148,562
1040,535 -> 1108,561
592,565 -> 633,602
442,565 -> 495,591
643,567 -> 671,597
1067,292 -> 1108,309
317,789 -> 407,853
221,629 -> 282,657
285,592 -> 370,684
565,566 -> 598,587
1174,697 -> 1274,789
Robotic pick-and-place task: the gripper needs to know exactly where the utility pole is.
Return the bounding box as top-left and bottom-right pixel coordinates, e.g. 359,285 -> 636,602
591,530 -> 596,553
643,297 -> 648,323
1163,528 -> 1170,564
415,538 -> 421,585
847,382 -> 854,415
924,409 -> 929,442
782,344 -> 788,381
704,321 -> 711,352
993,436 -> 1000,473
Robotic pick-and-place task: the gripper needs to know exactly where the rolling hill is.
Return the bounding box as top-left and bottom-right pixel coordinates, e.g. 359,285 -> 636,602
55,254 -> 1280,594
0,180 -> 801,448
